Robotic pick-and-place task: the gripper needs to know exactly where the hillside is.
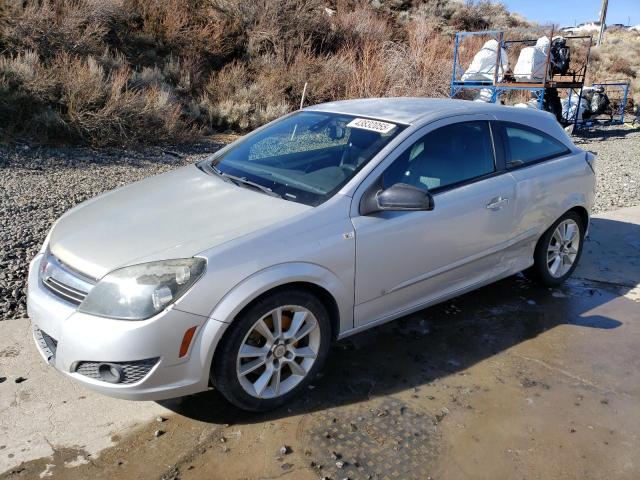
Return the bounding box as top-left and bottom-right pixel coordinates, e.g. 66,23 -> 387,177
0,0 -> 637,146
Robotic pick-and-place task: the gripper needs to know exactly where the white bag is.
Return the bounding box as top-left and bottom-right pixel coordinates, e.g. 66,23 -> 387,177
561,95 -> 588,122
514,36 -> 549,82
513,99 -> 540,109
461,40 -> 509,82
473,88 -> 494,102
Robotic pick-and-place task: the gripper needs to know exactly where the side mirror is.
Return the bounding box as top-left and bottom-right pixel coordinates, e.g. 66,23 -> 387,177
361,183 -> 434,215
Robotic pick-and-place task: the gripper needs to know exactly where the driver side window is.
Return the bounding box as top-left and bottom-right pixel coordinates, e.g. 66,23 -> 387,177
383,121 -> 496,191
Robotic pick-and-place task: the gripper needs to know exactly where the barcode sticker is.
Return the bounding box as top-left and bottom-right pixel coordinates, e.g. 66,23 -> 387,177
346,118 -> 397,134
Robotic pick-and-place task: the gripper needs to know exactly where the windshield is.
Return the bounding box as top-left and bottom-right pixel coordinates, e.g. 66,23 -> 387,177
207,111 -> 405,206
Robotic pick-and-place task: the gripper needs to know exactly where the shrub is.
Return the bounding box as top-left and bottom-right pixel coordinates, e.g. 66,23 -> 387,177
0,50 -> 189,145
1,0 -> 636,146
610,58 -> 636,79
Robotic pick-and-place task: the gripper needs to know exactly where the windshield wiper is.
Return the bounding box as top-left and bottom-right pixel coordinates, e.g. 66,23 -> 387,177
200,160 -> 285,200
220,171 -> 284,199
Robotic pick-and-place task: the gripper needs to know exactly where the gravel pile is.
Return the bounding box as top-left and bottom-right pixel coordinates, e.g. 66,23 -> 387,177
1,127 -> 639,320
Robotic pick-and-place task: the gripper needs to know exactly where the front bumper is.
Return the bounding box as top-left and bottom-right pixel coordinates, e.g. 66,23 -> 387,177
27,253 -> 227,401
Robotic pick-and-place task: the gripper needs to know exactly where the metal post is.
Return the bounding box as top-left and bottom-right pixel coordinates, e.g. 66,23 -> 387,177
450,33 -> 460,98
544,26 -> 554,85
536,89 -> 544,109
491,87 -> 499,104
493,31 -> 503,85
573,86 -> 584,130
620,82 -> 629,124
597,0 -> 608,46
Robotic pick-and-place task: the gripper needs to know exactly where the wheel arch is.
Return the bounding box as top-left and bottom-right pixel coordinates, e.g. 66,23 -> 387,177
208,262 -> 351,337
207,274 -> 345,389
567,205 -> 589,232
531,204 -> 590,261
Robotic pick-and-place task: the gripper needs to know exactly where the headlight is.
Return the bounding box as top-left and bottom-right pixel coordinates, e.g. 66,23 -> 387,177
78,258 -> 206,320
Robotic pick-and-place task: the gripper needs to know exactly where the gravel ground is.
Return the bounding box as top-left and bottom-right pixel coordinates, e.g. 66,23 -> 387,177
0,140 -> 226,321
574,125 -> 640,214
1,126 -> 639,321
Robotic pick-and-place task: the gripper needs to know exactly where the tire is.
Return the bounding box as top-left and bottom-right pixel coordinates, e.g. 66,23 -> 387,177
526,211 -> 585,287
212,288 -> 331,411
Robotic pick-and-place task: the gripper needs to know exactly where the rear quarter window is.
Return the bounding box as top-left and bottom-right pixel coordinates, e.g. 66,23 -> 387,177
501,122 -> 570,168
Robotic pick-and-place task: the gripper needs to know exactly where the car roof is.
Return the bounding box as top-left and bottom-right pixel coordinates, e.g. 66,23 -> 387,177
304,97 -> 552,126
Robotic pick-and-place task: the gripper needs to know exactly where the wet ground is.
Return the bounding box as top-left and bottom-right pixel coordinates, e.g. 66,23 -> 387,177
1,208 -> 639,480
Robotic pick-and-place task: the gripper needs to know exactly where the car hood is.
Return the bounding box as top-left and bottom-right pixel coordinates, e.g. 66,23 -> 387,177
49,164 -> 310,279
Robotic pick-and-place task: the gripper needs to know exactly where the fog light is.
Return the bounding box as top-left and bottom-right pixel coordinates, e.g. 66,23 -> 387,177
98,363 -> 124,383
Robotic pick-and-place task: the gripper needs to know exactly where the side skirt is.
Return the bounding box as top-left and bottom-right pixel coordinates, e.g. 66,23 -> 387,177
337,267 -> 526,340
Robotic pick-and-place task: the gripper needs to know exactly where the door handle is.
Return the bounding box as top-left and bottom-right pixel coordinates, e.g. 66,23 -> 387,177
486,196 -> 509,210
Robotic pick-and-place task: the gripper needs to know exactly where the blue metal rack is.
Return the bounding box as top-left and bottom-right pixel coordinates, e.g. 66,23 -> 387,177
449,29 -> 593,128
450,31 -> 503,101
575,81 -> 630,129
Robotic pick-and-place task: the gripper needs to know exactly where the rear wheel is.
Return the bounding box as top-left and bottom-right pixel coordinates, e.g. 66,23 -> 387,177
526,211 -> 585,287
212,288 -> 331,411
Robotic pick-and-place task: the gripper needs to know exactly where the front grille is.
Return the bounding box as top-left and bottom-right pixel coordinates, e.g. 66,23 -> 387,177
41,253 -> 95,306
43,276 -> 87,305
74,358 -> 159,384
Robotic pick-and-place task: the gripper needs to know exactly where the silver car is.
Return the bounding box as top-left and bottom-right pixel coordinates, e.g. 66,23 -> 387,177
27,98 -> 596,411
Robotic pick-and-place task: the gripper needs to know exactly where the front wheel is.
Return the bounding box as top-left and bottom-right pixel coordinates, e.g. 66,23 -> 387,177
526,211 -> 585,287
212,288 -> 331,411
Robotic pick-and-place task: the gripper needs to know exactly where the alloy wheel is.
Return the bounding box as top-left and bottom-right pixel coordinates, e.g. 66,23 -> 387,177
547,219 -> 580,278
236,305 -> 320,399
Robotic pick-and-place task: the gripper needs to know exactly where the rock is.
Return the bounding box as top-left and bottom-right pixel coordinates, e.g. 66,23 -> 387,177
156,416 -> 165,423
14,377 -> 26,384
336,460 -> 345,468
279,445 -> 291,455
154,430 -> 165,438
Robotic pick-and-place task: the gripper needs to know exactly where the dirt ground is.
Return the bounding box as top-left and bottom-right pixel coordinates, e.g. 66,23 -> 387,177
1,210 -> 639,480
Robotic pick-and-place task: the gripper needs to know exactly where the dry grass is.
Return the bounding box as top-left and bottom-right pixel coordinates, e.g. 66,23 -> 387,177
0,0 -> 636,146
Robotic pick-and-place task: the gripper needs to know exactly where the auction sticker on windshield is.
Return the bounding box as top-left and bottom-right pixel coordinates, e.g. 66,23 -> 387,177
347,118 -> 397,134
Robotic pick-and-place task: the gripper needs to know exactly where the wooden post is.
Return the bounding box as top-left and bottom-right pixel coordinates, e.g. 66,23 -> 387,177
300,82 -> 308,110
597,0 -> 608,46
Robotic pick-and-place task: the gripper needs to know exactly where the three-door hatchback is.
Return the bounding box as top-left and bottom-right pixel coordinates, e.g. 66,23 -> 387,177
28,98 -> 596,411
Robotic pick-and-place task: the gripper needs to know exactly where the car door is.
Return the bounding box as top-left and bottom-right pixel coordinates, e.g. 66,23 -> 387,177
350,115 -> 518,328
494,121 -> 580,267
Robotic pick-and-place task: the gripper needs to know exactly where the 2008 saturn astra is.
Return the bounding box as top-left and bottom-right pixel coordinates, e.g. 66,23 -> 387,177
28,98 -> 596,411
